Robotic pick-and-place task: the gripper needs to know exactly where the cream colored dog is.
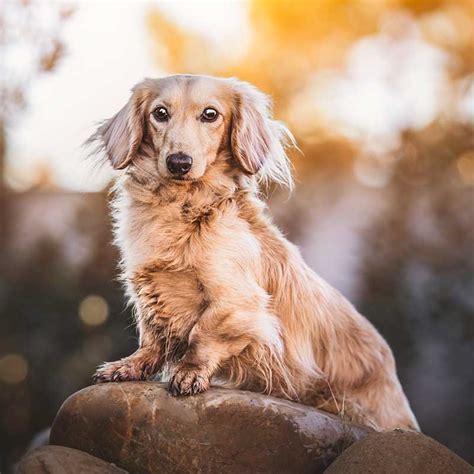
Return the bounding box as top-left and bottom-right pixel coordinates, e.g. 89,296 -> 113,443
89,74 -> 419,431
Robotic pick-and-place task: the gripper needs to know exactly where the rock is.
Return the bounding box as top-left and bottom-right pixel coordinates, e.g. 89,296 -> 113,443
16,445 -> 128,473
50,382 -> 371,474
324,429 -> 472,474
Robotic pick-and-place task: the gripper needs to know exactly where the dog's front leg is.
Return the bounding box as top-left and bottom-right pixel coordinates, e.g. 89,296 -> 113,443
168,314 -> 249,396
168,306 -> 282,396
93,319 -> 163,383
93,346 -> 163,383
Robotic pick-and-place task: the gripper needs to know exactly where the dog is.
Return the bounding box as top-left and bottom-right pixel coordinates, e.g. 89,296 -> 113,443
89,74 -> 419,431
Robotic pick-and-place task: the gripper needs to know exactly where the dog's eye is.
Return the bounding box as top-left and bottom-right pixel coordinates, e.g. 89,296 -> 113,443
152,107 -> 169,122
200,108 -> 218,123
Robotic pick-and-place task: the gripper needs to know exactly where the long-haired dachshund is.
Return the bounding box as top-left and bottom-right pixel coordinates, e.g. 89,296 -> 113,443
89,75 -> 419,431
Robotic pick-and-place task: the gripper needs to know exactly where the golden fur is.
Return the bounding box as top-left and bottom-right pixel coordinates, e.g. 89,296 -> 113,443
89,74 -> 419,431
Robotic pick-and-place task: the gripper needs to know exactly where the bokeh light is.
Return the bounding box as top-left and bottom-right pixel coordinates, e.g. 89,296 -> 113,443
78,295 -> 109,327
0,354 -> 29,385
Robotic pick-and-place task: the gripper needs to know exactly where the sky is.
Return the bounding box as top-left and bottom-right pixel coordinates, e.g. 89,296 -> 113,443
6,1 -> 248,191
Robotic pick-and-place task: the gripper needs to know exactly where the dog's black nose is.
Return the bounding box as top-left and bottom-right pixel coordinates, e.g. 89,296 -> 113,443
166,153 -> 193,176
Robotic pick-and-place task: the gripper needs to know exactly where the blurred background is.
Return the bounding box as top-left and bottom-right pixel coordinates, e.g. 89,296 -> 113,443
0,0 -> 473,470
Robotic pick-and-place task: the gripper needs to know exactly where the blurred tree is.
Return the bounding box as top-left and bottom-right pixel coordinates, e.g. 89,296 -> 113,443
0,1 -> 73,243
146,0 -> 473,180
0,2 -> 73,469
0,192 -> 134,470
358,123 -> 474,456
146,0 -> 473,105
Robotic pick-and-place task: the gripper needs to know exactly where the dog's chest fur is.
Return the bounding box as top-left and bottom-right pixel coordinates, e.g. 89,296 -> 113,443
114,181 -> 262,345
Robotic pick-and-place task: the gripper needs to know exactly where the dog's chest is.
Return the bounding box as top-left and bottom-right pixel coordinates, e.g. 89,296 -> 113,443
119,194 -> 257,273
123,200 -> 242,335
117,190 -> 262,342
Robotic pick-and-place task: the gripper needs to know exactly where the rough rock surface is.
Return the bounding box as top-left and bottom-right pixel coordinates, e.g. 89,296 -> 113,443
16,445 -> 127,473
50,382 -> 371,474
325,429 -> 472,474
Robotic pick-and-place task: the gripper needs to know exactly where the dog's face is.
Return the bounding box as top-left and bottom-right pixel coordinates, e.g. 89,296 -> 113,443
90,75 -> 293,188
148,76 -> 230,181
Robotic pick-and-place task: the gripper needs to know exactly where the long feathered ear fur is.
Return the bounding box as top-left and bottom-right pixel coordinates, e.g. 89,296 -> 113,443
86,84 -> 151,170
229,79 -> 295,190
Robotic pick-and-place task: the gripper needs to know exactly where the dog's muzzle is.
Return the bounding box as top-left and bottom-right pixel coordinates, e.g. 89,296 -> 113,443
166,153 -> 193,176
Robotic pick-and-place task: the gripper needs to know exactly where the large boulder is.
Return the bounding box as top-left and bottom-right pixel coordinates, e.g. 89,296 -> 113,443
50,382 -> 371,473
16,445 -> 127,473
324,429 -> 472,474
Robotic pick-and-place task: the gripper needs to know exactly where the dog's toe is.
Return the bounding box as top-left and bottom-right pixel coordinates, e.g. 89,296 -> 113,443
93,364 -> 116,384
168,367 -> 209,396
190,375 -> 208,394
93,360 -> 147,384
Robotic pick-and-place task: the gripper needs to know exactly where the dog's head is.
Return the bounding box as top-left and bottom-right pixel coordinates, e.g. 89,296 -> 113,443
88,75 -> 294,188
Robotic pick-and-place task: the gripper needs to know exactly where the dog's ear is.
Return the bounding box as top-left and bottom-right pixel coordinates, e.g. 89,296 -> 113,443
230,80 -> 294,188
88,86 -> 150,170
231,82 -> 273,175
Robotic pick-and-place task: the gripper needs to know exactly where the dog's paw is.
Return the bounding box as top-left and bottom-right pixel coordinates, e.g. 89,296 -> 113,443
168,365 -> 210,396
92,359 -> 147,384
